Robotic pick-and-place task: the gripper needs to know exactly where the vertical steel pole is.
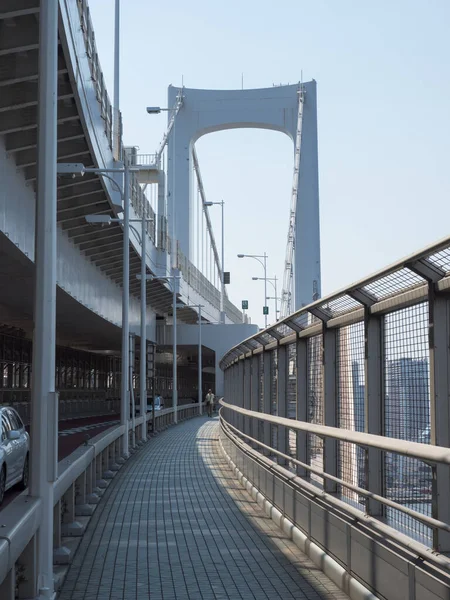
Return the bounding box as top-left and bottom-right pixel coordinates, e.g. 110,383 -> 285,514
173,276 -> 178,423
198,305 -> 202,414
220,200 -> 225,323
121,164 -> 130,456
114,0 -> 120,115
31,1 -> 58,597
140,208 -> 147,441
274,276 -> 278,321
171,115 -> 178,424
264,252 -> 268,328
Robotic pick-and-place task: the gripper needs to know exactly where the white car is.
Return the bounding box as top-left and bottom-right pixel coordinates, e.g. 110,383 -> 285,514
0,407 -> 29,505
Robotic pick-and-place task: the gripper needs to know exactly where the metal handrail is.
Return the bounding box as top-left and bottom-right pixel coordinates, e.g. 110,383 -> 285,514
220,411 -> 450,534
220,400 -> 450,465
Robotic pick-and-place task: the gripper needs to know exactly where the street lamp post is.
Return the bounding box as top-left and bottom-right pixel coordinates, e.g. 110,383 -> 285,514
57,162 -> 148,457
31,2 -> 58,596
252,275 -> 278,323
204,200 -> 225,323
238,252 -> 268,327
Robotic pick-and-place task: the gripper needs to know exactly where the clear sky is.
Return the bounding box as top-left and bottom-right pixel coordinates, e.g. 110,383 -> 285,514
89,0 -> 450,327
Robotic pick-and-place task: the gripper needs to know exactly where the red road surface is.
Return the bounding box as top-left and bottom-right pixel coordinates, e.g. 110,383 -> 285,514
1,413 -> 120,510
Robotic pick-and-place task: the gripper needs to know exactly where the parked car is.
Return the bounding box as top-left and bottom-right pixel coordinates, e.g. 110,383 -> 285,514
0,407 -> 29,505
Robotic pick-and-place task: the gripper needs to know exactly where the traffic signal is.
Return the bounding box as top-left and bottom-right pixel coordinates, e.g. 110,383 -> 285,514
263,306 -> 269,315
242,300 -> 248,310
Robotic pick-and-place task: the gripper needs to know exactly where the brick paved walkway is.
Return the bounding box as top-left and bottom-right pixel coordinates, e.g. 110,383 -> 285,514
59,417 -> 349,600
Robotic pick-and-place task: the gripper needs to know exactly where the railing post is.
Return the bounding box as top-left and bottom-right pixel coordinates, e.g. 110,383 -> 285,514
364,308 -> 384,516
296,335 -> 309,477
250,355 -> 260,448
277,344 -> 288,465
429,287 -> 450,552
323,325 -> 338,493
262,351 -> 272,456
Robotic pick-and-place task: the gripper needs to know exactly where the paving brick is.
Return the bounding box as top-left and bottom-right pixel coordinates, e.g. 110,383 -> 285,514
58,417 -> 349,600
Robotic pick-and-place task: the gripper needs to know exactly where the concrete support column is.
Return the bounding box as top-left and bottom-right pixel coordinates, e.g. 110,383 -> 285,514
323,326 -> 337,493
364,309 -> 384,516
429,288 -> 450,552
250,355 -> 260,448
262,351 -> 272,456
296,336 -> 309,478
277,345 -> 288,465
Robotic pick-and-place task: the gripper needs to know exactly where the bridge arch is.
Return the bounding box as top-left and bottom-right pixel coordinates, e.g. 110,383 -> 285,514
167,82 -> 321,309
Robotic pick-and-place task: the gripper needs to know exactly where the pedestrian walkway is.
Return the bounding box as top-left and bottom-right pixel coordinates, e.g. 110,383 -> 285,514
59,417 -> 349,600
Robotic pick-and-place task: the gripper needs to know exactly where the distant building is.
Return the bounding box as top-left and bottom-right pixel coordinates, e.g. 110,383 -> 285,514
385,357 -> 429,442
385,357 -> 430,492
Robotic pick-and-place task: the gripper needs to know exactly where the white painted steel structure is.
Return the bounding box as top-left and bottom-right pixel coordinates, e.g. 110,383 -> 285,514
167,83 -> 321,311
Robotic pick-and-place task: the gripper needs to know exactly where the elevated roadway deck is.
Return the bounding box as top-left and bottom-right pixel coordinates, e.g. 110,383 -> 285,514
58,416 -> 348,600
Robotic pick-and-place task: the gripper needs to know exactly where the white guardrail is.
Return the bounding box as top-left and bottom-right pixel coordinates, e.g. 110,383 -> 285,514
0,403 -> 201,598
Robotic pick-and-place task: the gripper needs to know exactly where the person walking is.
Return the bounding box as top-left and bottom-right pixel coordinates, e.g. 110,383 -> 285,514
205,389 -> 215,417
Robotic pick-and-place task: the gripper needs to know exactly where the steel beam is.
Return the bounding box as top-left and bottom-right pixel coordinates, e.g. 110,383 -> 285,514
296,336 -> 308,477
323,325 -> 337,492
250,355 -> 260,447
84,243 -> 122,260
57,205 -> 110,224
79,233 -> 122,252
429,286 -> 450,551
364,308 -> 384,516
262,351 -> 272,456
0,47 -> 66,87
0,0 -> 39,20
277,344 -> 288,465
0,101 -> 77,135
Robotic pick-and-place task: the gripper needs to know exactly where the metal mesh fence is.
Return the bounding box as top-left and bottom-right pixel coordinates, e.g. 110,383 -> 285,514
287,343 -> 297,470
271,349 -> 278,454
337,322 -> 366,508
384,303 -> 432,545
307,334 -> 323,485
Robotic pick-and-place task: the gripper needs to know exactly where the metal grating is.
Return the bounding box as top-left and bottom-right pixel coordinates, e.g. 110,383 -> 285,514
363,268 -> 424,301
384,303 -> 432,545
337,323 -> 366,508
307,334 -> 323,485
427,247 -> 450,273
320,294 -> 362,317
287,343 -> 297,471
271,349 -> 278,454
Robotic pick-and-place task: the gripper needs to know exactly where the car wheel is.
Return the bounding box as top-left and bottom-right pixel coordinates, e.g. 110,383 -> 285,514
20,454 -> 29,490
0,466 -> 5,505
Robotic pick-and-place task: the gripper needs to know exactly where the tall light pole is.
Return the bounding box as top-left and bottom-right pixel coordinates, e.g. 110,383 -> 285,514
57,162 -> 147,457
204,200 -> 225,323
140,206 -> 147,441
31,1 -> 58,596
237,252 -> 268,327
252,275 -> 278,323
